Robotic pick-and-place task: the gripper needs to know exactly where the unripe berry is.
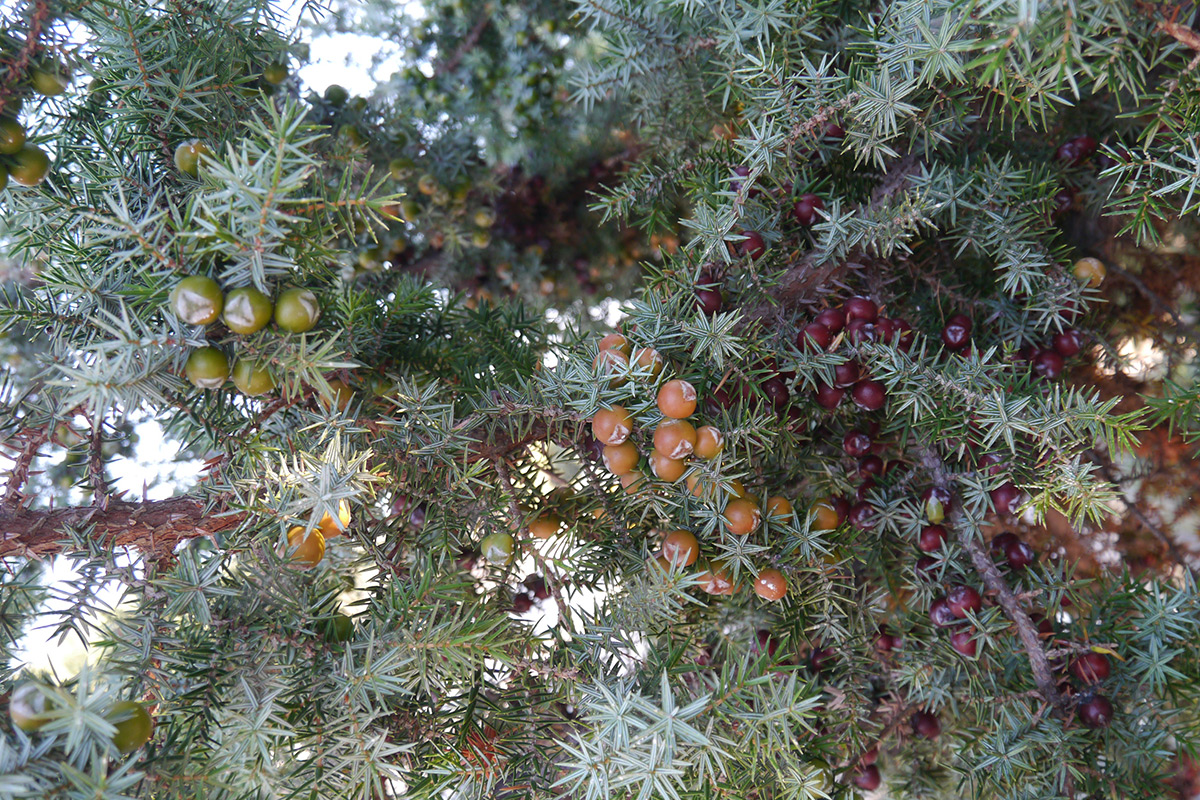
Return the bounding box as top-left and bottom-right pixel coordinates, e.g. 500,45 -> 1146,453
766,496 -> 793,519
528,513 -> 562,540
598,332 -> 631,355
1073,256 -> 1106,287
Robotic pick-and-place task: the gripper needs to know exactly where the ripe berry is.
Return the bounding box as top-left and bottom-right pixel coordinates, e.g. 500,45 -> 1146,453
1006,540 -> 1036,570
663,530 -> 700,567
512,593 -> 533,613
1073,256 -> 1106,287
524,574 -> 550,600
739,230 -> 767,260
851,380 -> 886,411
845,319 -> 876,345
107,701 -> 154,754
947,585 -> 982,618
892,318 -> 915,350
990,532 -> 1018,557
754,568 -> 788,601
592,405 -> 634,446
1056,135 -> 1098,166
918,524 -> 948,552
653,419 -> 698,459
848,501 -> 876,529
694,426 -> 724,459
815,308 -> 846,333
696,284 -> 723,316
1052,329 -> 1082,358
754,629 -> 779,658
853,764 -> 881,791
991,483 -> 1021,515
858,455 -> 884,478
232,359 -> 276,396
950,628 -> 978,657
941,313 -> 972,350
173,139 -> 211,177
1076,695 -> 1114,729
184,347 -> 230,389
855,477 -> 876,501
844,296 -> 878,323
874,317 -> 896,343
843,430 -> 872,458
603,441 -> 640,475
930,597 -> 956,627
792,193 -> 824,227
1032,349 -> 1065,380
222,287 -> 274,334
809,646 -> 834,672
649,450 -> 687,481
697,561 -> 735,595
725,498 -> 762,535
287,526 -> 325,569
275,288 -> 321,333
814,382 -> 844,410
480,532 -> 515,565
875,631 -> 898,653
8,683 -> 51,733
171,275 -> 224,325
912,710 -> 941,739
915,556 -> 938,577
1070,652 -> 1111,683
798,322 -> 832,352
658,379 -> 698,418
528,513 -> 562,539
834,361 -> 860,387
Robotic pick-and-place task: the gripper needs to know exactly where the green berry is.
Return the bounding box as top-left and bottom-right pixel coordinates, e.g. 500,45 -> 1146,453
231,359 -> 276,396
262,63 -> 288,85
0,117 -> 26,155
321,613 -> 354,642
0,165 -> 8,192
480,532 -> 515,565
8,683 -> 51,733
389,157 -> 414,180
170,276 -> 224,325
173,139 -> 211,177
221,287 -> 274,334
107,701 -> 153,754
184,347 -> 230,389
30,64 -> 71,97
324,84 -> 348,106
274,288 -> 320,333
7,144 -> 50,187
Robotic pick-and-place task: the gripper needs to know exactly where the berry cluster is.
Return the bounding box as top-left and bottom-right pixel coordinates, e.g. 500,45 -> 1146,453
800,296 -> 906,412
285,499 -> 352,570
0,57 -> 69,190
8,682 -> 154,754
170,275 -> 322,396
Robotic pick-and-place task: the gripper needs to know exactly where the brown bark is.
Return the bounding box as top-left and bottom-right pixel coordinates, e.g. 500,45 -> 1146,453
0,497 -> 243,562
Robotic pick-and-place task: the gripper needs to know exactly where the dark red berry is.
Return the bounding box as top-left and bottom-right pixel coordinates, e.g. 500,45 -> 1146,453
762,377 -> 791,411
950,628 -> 978,657
947,585 -> 983,618
830,496 -> 851,525
512,593 -> 533,613
930,597 -> 956,627
740,230 -> 766,260
524,574 -> 549,599
1077,695 -> 1114,729
915,556 -> 938,577
830,364 -> 859,391
815,308 -> 845,333
892,318 -> 914,350
851,380 -> 886,411
843,430 -> 872,458
843,296 -> 878,323
823,121 -> 845,140
855,477 -> 876,502
918,524 -> 948,553
755,629 -> 780,659
1052,329 -> 1082,358
1056,135 -> 1099,166
809,646 -> 834,672
1053,188 -> 1076,218
858,454 -> 884,477
1070,652 -> 1111,683
1030,611 -> 1054,636
798,322 -> 832,351
874,317 -> 896,344
853,764 -> 881,791
730,165 -> 750,192
941,313 -> 972,350
1005,540 -> 1036,570
912,710 -> 941,739
696,286 -> 723,316
875,631 -> 899,653
792,193 -> 824,227
990,532 -> 1018,557
1032,349 -> 1065,379
846,319 -> 877,345
991,483 -> 1021,515
815,382 -> 845,410
848,501 -> 877,530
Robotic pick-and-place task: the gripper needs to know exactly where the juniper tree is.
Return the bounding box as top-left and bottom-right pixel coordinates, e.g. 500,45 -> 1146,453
2,0 -> 1200,798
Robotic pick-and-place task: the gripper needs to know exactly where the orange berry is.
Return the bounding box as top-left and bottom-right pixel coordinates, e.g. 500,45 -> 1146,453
657,379 -> 698,418
287,526 -> 325,569
728,479 -> 749,500
694,426 -> 724,459
317,499 -> 352,538
631,347 -> 664,378
685,472 -> 706,498
592,405 -> 634,445
811,497 -> 843,532
649,450 -> 687,482
754,568 -> 788,601
652,419 -> 697,459
696,560 -> 735,595
724,498 -> 761,536
620,471 -> 648,495
529,513 -> 562,539
598,332 -> 631,356
593,349 -> 629,385
662,530 -> 700,567
766,496 -> 793,519
603,441 -> 640,475
652,554 -> 673,571
1073,257 -> 1106,288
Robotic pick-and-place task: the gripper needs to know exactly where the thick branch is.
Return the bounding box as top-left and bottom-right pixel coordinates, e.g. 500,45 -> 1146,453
918,446 -> 1070,715
0,497 -> 243,561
